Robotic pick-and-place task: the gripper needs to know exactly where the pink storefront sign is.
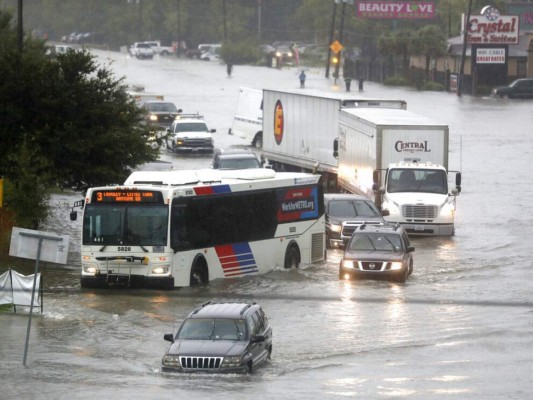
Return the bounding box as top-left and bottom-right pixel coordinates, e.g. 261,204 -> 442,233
357,1 -> 436,19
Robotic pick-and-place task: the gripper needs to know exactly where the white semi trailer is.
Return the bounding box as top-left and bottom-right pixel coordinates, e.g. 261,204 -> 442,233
335,107 -> 461,236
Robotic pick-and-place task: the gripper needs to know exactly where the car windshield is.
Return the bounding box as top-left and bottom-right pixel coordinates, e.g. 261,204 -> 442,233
219,158 -> 260,169
349,233 -> 403,252
146,103 -> 178,113
177,318 -> 248,341
174,122 -> 208,133
328,199 -> 380,218
387,169 -> 448,194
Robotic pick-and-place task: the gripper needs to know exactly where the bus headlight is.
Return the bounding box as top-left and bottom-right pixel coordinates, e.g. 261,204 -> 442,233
83,264 -> 100,275
152,266 -> 169,275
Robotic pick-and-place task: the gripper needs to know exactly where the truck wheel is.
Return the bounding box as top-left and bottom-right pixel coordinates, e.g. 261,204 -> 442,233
252,132 -> 263,148
284,244 -> 300,269
190,257 -> 208,286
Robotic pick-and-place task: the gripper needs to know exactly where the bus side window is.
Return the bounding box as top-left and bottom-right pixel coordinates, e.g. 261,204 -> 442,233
171,204 -> 190,251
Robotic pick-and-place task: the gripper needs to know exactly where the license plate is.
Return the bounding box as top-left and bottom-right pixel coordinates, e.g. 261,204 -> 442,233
414,225 -> 424,231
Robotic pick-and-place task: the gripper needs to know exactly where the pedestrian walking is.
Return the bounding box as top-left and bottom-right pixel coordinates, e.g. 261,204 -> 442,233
344,77 -> 352,92
299,70 -> 306,88
358,78 -> 364,92
227,64 -> 233,78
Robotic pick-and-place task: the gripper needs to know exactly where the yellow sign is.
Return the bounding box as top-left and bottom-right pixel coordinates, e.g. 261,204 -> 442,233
330,40 -> 344,54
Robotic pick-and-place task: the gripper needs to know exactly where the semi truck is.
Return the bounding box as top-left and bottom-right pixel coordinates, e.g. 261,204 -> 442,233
334,107 -> 461,236
261,89 -> 406,191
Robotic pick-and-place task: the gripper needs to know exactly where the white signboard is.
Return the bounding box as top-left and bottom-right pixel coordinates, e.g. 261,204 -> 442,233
465,7 -> 519,44
476,48 -> 506,63
9,227 -> 70,265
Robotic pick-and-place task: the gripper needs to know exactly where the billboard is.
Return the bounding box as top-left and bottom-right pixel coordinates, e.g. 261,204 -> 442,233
357,1 -> 435,19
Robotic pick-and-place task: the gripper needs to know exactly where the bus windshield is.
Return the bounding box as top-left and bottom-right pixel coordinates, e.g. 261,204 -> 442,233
82,204 -> 169,246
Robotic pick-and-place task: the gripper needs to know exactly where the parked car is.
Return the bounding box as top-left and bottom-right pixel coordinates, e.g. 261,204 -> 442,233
129,42 -> 154,59
162,301 -> 273,374
210,149 -> 262,169
200,44 -> 221,61
324,193 -> 388,249
143,101 -> 182,131
165,113 -> 215,153
491,78 -> 533,99
339,223 -> 414,283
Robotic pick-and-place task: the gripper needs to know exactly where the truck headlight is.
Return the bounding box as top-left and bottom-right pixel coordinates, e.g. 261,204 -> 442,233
329,223 -> 342,233
342,259 -> 356,269
221,356 -> 242,367
389,262 -> 403,271
162,355 -> 181,367
441,201 -> 455,218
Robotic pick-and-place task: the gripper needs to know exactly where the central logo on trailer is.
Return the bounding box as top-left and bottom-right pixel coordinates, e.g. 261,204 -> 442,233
274,100 -> 284,145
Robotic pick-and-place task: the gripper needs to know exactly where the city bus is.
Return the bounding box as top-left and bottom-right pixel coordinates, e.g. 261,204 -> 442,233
71,168 -> 325,289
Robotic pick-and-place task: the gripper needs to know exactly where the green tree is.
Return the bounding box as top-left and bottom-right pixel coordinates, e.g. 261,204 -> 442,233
411,25 -> 447,80
0,10 -> 158,228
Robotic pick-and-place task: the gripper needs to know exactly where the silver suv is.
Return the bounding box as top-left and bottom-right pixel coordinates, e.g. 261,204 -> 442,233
162,302 -> 272,374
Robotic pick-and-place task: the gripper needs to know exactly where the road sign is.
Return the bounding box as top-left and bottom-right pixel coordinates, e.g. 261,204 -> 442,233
330,40 -> 344,54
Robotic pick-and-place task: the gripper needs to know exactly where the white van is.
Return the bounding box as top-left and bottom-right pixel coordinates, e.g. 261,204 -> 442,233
229,87 -> 263,148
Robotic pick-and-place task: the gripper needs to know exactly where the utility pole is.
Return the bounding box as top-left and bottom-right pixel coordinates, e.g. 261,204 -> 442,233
17,0 -> 23,52
326,1 -> 338,78
223,0 -> 227,41
458,0 -> 473,97
335,1 -> 348,80
258,0 -> 262,42
176,0 -> 181,57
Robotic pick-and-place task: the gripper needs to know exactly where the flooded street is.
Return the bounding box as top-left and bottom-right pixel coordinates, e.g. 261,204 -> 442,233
1,50 -> 533,399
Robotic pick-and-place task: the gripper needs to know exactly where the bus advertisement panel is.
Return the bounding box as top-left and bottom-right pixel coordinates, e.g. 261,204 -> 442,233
73,169 -> 325,289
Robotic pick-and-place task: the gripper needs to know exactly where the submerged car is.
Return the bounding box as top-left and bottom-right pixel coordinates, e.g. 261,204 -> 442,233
339,223 -> 414,283
491,78 -> 533,99
324,193 -> 388,249
162,302 -> 272,374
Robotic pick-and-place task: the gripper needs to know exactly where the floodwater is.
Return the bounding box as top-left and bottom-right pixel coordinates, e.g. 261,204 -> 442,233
1,50 -> 533,399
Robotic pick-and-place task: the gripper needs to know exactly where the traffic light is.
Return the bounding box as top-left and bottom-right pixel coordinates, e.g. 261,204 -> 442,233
332,53 -> 339,65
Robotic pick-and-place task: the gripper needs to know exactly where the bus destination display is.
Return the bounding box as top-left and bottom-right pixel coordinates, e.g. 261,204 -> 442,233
92,190 -> 164,204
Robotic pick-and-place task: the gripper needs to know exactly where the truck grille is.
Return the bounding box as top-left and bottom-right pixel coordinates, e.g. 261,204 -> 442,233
182,138 -> 211,146
402,205 -> 437,221
311,233 -> 324,262
361,261 -> 385,271
180,356 -> 223,370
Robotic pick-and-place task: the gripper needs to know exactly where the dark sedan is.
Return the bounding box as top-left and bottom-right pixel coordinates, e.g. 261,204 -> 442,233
491,78 -> 533,99
143,101 -> 182,130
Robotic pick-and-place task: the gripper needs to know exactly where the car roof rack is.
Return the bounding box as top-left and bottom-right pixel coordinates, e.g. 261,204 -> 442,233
192,301 -> 211,314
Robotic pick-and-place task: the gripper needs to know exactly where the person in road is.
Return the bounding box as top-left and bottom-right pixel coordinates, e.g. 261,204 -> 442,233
299,70 -> 306,88
227,63 -> 233,77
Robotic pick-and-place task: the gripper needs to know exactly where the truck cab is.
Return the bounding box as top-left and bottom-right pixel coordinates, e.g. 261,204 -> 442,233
165,114 -> 216,153
376,162 -> 461,235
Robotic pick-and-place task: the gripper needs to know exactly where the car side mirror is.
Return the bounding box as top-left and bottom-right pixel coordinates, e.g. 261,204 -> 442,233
210,129 -> 216,133
70,210 -> 77,221
407,246 -> 415,253
333,138 -> 338,158
163,333 -> 175,343
381,209 -> 390,217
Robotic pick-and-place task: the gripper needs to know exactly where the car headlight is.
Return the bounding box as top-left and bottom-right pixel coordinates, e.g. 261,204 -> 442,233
176,139 -> 184,145
221,356 -> 242,368
389,262 -> 403,271
162,354 -> 181,367
342,259 -> 356,269
149,114 -> 158,122
329,223 -> 342,233
275,51 -> 281,57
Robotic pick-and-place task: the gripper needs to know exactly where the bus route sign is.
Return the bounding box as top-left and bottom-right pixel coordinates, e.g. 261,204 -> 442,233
91,190 -> 164,204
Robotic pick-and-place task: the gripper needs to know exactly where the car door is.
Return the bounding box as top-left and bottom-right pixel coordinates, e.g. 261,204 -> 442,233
247,311 -> 270,365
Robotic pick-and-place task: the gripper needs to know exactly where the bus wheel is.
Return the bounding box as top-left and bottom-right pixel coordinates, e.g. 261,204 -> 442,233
190,259 -> 208,286
284,244 -> 300,269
